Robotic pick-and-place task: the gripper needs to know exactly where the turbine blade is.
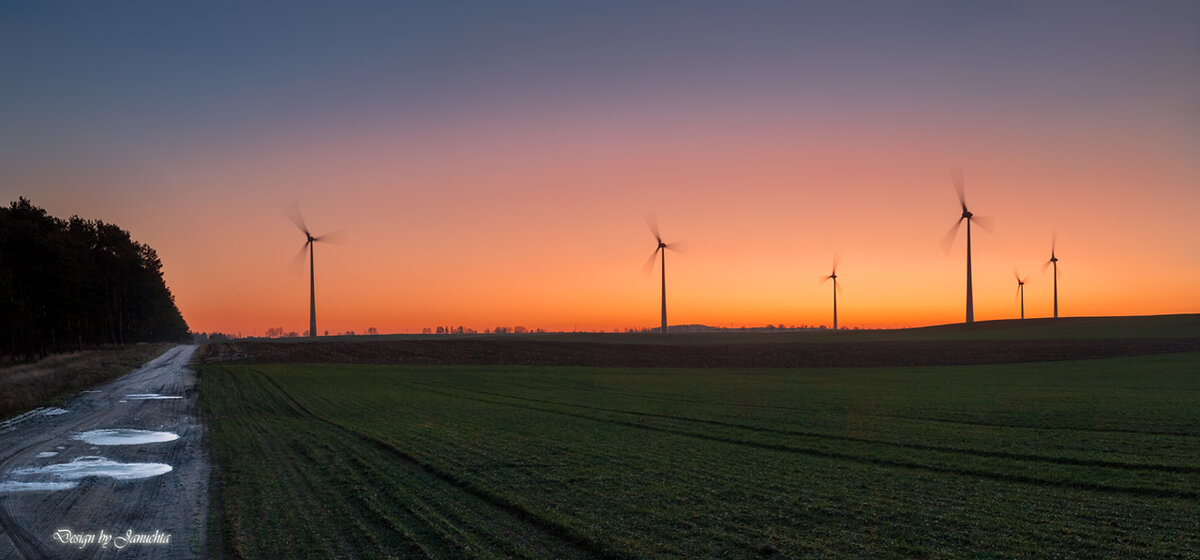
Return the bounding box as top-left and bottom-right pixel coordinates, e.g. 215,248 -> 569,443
971,214 -> 993,234
835,279 -> 843,293
940,218 -> 964,254
832,253 -> 840,275
314,228 -> 348,245
665,240 -> 688,255
1013,267 -> 1020,281
1042,260 -> 1051,274
644,212 -> 661,243
1015,284 -> 1021,301
284,203 -> 310,236
952,167 -> 966,212
289,241 -> 309,276
1051,232 -> 1057,255
642,246 -> 661,275
819,274 -> 830,285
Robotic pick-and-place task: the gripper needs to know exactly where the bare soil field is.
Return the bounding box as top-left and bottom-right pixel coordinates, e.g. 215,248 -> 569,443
0,345 -> 205,560
200,335 -> 1200,368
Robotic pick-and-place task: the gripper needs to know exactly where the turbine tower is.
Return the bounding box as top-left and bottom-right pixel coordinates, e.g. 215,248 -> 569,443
286,204 -> 345,337
1043,236 -> 1060,318
643,213 -> 685,334
820,256 -> 841,330
1013,268 -> 1029,320
941,168 -> 990,324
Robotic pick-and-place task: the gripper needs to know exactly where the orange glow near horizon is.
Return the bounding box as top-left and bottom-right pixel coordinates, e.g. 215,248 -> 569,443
37,115 -> 1196,336
3,4 -> 1198,335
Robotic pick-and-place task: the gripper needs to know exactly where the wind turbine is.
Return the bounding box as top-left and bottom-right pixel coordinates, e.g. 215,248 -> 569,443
1013,268 -> 1029,320
286,204 -> 345,337
1042,235 -> 1060,318
941,168 -> 991,324
643,213 -> 685,334
820,255 -> 841,330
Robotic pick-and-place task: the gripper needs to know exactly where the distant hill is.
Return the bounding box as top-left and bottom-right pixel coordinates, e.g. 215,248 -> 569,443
0,198 -> 189,361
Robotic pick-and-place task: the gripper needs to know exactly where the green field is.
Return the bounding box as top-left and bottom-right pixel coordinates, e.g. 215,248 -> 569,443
201,352 -> 1200,559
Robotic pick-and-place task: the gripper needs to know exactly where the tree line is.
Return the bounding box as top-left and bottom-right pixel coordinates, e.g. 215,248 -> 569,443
0,198 -> 190,362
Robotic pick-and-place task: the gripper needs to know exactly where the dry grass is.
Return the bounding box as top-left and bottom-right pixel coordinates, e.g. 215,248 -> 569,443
0,343 -> 173,419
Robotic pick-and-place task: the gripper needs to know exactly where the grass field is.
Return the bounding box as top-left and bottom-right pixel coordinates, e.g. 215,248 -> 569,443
201,351 -> 1200,559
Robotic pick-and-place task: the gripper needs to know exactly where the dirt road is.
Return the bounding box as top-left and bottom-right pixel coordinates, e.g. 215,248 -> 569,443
0,345 -> 205,559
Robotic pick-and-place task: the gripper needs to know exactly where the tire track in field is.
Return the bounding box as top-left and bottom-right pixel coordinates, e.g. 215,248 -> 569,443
418,381 -> 1200,475
405,382 -> 1200,501
246,368 -> 624,560
506,374 -> 1200,440
872,414 -> 1200,438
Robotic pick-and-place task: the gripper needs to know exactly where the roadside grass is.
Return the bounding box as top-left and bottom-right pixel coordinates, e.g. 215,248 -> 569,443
201,352 -> 1200,558
0,343 -> 173,419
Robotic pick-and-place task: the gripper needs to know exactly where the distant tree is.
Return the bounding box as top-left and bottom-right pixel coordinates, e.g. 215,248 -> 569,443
286,331 -> 299,338
421,327 -> 432,334
514,326 -> 527,334
367,327 -> 378,335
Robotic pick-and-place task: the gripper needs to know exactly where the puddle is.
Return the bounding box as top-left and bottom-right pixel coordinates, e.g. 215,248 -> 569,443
36,451 -> 58,458
0,480 -> 80,492
82,390 -> 102,393
123,394 -> 183,400
12,456 -> 172,481
73,429 -> 179,446
42,408 -> 70,416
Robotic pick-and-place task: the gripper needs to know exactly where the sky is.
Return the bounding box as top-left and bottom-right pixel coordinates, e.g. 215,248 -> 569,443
2,1 -> 1198,334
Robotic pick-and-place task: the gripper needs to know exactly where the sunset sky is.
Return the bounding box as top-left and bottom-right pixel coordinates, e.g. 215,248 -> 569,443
2,1 -> 1198,334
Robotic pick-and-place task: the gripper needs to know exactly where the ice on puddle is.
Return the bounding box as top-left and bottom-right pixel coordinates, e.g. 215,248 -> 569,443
123,394 -> 183,400
0,480 -> 80,492
13,456 -> 172,481
73,429 -> 179,446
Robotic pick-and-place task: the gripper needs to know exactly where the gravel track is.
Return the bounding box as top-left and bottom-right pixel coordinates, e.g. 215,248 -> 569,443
0,345 -> 205,560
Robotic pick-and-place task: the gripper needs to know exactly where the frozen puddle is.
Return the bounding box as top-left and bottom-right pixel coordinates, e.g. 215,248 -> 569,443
13,456 -> 172,481
0,480 -> 80,492
73,429 -> 179,445
124,393 -> 183,400
1,457 -> 172,492
36,451 -> 58,458
42,408 -> 70,416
